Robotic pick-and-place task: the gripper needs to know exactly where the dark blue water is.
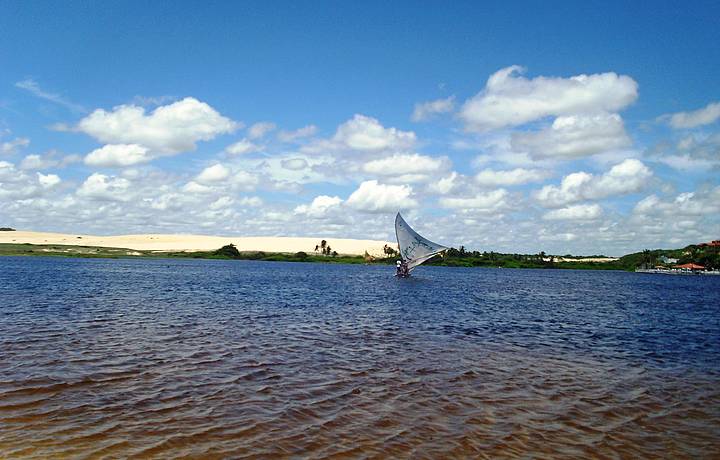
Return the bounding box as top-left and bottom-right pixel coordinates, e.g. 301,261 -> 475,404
1,257 -> 719,458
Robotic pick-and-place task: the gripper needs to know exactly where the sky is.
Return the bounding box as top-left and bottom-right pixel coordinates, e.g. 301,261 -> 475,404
1,1 -> 719,256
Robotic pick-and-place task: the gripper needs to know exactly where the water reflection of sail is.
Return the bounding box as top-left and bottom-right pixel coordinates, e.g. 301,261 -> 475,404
395,213 -> 447,272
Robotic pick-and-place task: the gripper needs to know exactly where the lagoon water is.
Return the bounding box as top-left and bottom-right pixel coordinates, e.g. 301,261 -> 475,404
1,256 -> 719,458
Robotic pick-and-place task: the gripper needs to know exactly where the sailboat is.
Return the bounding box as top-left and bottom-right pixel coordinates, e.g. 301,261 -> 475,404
395,212 -> 448,277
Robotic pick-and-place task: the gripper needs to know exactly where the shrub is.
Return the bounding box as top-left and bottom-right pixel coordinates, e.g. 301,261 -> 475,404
214,244 -> 241,259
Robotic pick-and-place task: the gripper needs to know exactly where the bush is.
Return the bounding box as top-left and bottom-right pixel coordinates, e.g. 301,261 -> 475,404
295,251 -> 308,259
214,244 -> 241,259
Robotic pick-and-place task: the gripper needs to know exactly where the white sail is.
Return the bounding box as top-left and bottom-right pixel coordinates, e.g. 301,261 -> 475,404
395,213 -> 447,271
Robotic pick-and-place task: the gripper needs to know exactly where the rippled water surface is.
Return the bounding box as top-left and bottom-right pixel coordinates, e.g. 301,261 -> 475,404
1,257 -> 719,459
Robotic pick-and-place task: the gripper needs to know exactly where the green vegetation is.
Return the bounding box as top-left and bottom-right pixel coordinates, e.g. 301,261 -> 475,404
0,227 -> 16,231
0,242 -> 368,264
617,244 -> 720,270
313,240 -> 338,257
1,240 -> 717,270
427,246 -> 625,270
214,244 -> 241,259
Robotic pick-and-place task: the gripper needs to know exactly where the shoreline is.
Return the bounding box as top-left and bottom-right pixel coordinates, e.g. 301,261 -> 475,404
0,230 -> 395,257
0,242 -> 632,271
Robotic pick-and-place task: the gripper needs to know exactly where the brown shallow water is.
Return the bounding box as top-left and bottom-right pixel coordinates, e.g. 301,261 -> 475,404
1,257 -> 719,458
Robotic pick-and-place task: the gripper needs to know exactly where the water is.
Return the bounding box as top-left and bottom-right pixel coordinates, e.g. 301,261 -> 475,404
1,257 -> 719,459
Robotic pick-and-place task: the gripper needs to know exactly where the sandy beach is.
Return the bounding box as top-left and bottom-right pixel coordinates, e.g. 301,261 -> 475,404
0,231 -> 396,256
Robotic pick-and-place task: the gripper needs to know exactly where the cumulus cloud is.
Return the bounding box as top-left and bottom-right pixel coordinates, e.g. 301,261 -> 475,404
511,113 -> 632,159
411,96 -> 455,122
634,187 -> 720,217
0,161 -> 62,199
20,154 -> 54,170
665,101 -> 720,129
37,172 -> 61,188
346,180 -> 417,212
77,173 -> 131,201
231,171 -> 259,190
182,181 -> 213,194
1,137 -> 30,155
427,172 -> 460,194
247,122 -> 277,139
646,133 -> 720,171
475,167 -> 549,186
543,203 -> 602,220
362,153 -> 450,178
225,138 -> 261,155
84,144 -> 152,167
196,164 -> 231,184
534,159 -> 652,207
277,125 -> 318,142
458,66 -> 638,131
305,114 -> 416,153
439,189 -> 509,213
77,97 -> 238,154
294,195 -> 343,218
281,158 -> 309,170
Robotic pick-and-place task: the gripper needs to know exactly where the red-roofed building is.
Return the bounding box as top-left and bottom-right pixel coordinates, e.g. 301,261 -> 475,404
675,263 -> 705,270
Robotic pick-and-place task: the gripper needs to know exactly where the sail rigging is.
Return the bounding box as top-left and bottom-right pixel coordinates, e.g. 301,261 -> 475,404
395,213 -> 447,271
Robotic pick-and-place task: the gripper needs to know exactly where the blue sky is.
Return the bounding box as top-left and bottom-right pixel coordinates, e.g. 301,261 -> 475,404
1,1 -> 719,255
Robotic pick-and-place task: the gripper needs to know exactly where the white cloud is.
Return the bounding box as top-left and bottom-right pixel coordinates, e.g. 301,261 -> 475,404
277,125 -> 318,142
196,164 -> 231,184
77,173 -> 131,201
427,172 -> 459,194
1,137 -> 30,155
231,171 -> 259,190
182,181 -> 213,194
511,113 -> 632,159
281,158 -> 309,170
238,196 -> 263,207
411,96 -> 455,122
294,195 -> 343,218
666,101 -> 720,129
634,187 -> 720,217
534,159 -> 652,207
656,154 -> 718,171
226,138 -> 260,155
475,167 -> 549,186
543,204 -> 602,220
458,66 -> 638,131
306,114 -> 416,153
209,196 -> 234,210
247,122 -> 276,139
20,154 -> 54,170
15,79 -> 86,112
84,144 -> 151,167
37,172 -> 61,188
0,161 -> 55,199
77,97 -> 238,154
439,189 -> 509,213
346,180 -> 417,212
362,153 -> 449,176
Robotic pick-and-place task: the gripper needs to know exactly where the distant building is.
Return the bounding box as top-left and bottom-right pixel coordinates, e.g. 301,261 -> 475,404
659,256 -> 678,264
698,240 -> 720,247
675,263 -> 705,270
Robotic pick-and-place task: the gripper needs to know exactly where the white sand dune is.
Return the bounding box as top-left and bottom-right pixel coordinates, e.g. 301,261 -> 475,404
0,231 -> 396,257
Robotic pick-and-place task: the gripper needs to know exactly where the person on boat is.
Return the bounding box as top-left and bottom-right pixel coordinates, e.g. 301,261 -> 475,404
396,259 -> 409,277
